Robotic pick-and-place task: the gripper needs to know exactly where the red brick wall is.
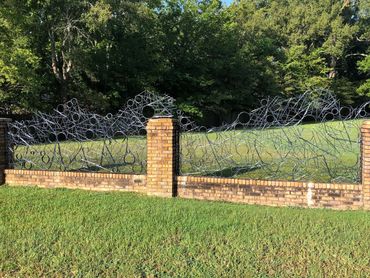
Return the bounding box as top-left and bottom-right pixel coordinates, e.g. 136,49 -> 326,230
4,170 -> 363,210
5,170 -> 147,193
177,176 -> 363,210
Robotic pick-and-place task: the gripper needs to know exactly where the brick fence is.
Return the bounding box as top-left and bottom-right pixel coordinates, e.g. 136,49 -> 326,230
1,117 -> 370,210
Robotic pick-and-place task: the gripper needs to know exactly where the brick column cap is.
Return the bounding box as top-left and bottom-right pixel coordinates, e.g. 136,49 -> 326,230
361,120 -> 370,131
147,117 -> 177,129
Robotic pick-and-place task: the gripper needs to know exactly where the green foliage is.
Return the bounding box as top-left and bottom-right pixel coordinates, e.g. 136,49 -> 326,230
0,0 -> 369,118
1,186 -> 370,276
357,54 -> 370,96
282,46 -> 330,94
355,0 -> 370,97
232,0 -> 364,104
0,7 -> 41,113
178,103 -> 204,119
156,0 -> 264,114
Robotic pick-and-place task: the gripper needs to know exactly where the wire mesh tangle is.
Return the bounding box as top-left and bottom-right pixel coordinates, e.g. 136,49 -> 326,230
8,92 -> 176,174
8,89 -> 370,183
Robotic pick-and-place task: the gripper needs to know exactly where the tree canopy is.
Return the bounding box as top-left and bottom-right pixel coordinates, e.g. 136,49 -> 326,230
0,0 -> 369,122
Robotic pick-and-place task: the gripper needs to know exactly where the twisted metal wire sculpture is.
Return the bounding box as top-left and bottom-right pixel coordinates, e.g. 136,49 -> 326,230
180,89 -> 370,183
8,91 -> 175,173
8,89 -> 370,183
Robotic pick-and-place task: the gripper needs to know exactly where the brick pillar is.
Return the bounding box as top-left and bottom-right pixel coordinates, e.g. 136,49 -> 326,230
146,117 -> 179,197
361,120 -> 370,210
0,118 -> 12,184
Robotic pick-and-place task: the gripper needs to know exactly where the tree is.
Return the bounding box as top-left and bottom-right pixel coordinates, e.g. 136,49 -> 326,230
0,0 -> 163,112
355,0 -> 370,96
0,2 -> 41,113
231,0 -> 363,103
156,0 -> 281,121
0,0 -> 369,117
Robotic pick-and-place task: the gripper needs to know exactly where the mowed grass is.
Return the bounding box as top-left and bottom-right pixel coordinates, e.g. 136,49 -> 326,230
13,119 -> 364,182
12,135 -> 147,173
181,119 -> 363,182
1,186 -> 369,277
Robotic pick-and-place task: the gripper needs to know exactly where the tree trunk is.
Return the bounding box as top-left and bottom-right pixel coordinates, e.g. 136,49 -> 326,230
49,29 -> 72,102
328,56 -> 337,79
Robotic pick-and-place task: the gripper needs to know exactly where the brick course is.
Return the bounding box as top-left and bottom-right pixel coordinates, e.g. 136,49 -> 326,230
177,176 -> 363,210
5,170 -> 147,192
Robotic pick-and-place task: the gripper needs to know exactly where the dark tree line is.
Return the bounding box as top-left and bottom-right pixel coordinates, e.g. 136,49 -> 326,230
0,0 -> 369,122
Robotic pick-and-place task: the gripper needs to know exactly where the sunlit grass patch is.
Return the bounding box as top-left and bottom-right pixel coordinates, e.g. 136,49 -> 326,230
0,186 -> 369,277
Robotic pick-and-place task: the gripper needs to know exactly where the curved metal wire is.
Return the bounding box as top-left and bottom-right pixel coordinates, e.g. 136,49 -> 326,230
8,91 -> 175,173
7,89 -> 370,183
180,89 -> 370,183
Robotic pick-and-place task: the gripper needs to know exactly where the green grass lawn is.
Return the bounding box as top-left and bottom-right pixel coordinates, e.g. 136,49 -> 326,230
13,119 -> 364,182
181,119 -> 363,182
0,186 -> 369,277
12,135 -> 147,174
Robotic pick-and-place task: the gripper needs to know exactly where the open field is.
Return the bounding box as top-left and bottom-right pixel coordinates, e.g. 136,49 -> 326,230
0,186 -> 369,277
12,119 -> 364,182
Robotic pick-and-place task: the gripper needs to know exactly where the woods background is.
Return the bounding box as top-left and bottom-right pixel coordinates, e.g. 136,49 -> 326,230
0,0 -> 369,124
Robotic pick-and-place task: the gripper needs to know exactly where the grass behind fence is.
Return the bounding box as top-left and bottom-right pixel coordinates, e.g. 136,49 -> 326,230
0,186 -> 369,277
12,119 -> 364,182
181,119 -> 362,182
